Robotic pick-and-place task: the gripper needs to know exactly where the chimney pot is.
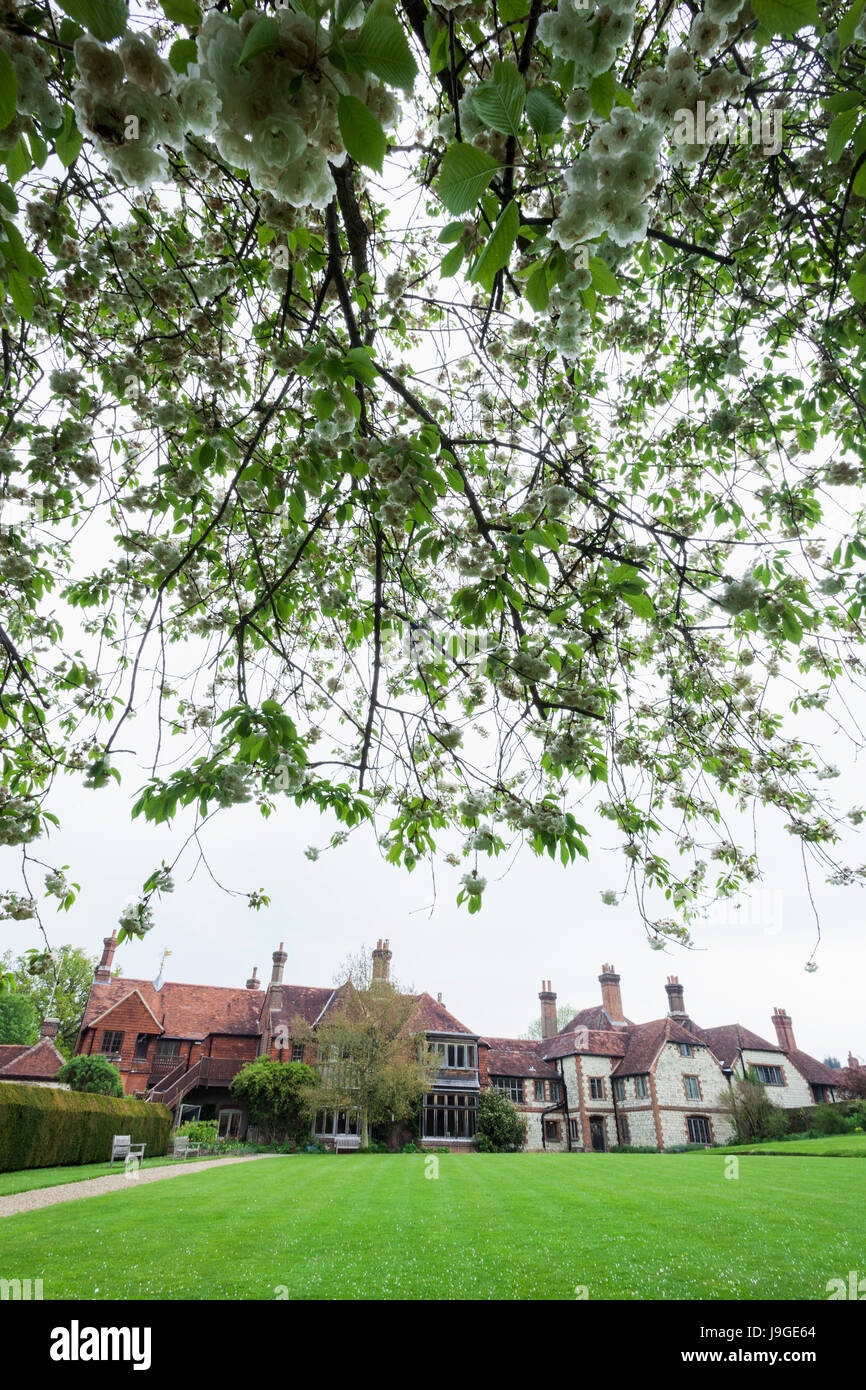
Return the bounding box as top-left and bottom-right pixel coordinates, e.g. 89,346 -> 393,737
771,1007 -> 796,1052
539,981 -> 558,1039
40,1017 -> 60,1041
598,964 -> 624,1024
372,939 -> 393,983
94,931 -> 117,983
246,967 -> 260,990
271,944 -> 287,985
665,976 -> 686,1017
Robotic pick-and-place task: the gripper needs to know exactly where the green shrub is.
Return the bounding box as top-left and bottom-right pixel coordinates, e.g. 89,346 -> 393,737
401,1141 -> 419,1153
475,1088 -> 527,1153
176,1118 -> 219,1146
0,1082 -> 171,1171
58,1054 -> 123,1096
610,1144 -> 660,1153
811,1103 -> 848,1136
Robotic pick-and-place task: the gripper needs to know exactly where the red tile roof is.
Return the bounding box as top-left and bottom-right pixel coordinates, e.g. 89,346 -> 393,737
611,1018 -> 703,1076
785,1050 -> 840,1087
82,978 -> 263,1039
0,1044 -> 30,1068
542,1029 -> 629,1060
0,1037 -> 66,1080
402,993 -> 476,1036
269,985 -> 340,1031
559,1005 -> 633,1031
483,1037 -> 559,1079
691,1023 -> 782,1068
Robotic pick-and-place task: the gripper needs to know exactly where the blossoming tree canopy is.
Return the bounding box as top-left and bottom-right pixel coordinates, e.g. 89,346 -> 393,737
1,0 -> 866,968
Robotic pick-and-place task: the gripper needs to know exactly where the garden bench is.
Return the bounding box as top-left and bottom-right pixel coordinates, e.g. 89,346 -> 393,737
334,1135 -> 362,1153
171,1135 -> 201,1160
109,1135 -> 146,1167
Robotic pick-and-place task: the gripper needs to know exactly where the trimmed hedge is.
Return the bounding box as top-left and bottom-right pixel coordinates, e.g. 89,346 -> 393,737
0,1082 -> 171,1172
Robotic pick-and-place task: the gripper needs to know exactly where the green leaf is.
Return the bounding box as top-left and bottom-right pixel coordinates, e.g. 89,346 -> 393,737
0,180 -> 17,214
56,0 -> 128,43
337,94 -> 386,172
525,259 -> 550,310
839,0 -> 866,48
237,15 -> 279,67
161,0 -> 201,23
588,70 -> 615,120
343,0 -> 417,92
436,143 -> 499,215
524,87 -> 565,137
471,61 -> 525,139
848,269 -> 866,303
437,220 -> 465,244
169,37 -> 198,73
7,266 -> 34,320
5,136 -> 31,185
751,0 -> 818,32
853,162 -> 866,199
827,109 -> 858,163
621,589 -> 654,621
0,51 -> 16,133
781,608 -> 803,644
53,106 -> 83,168
589,257 -> 621,297
439,242 -> 465,277
468,198 -> 518,290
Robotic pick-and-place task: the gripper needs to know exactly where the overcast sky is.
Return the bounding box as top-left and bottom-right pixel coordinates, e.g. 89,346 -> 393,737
4,739 -> 863,1065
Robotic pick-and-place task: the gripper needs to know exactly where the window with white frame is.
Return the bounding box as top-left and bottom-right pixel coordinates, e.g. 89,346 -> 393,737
533,1079 -> 545,1101
684,1075 -> 701,1101
679,1043 -> 693,1057
569,1118 -> 580,1142
635,1075 -> 649,1099
550,1080 -> 561,1102
589,1076 -> 605,1100
613,1078 -> 625,1102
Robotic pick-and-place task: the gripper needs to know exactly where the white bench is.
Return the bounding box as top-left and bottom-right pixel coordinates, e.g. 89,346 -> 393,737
334,1135 -> 362,1153
110,1134 -> 145,1167
171,1135 -> 201,1160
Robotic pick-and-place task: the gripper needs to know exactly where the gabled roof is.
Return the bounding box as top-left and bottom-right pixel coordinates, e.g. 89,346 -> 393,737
402,992 -> 476,1037
483,1037 -> 559,1079
785,1050 -> 840,1087
559,1005 -> 633,1032
270,984 -> 343,1032
611,1017 -> 703,1077
541,1028 -> 629,1060
0,1036 -> 66,1080
82,978 -> 263,1039
0,1044 -> 30,1068
84,987 -> 164,1033
691,1023 -> 782,1068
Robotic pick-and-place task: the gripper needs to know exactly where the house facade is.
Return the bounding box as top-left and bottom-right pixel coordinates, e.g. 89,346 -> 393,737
0,1018 -> 66,1087
73,936 -> 842,1149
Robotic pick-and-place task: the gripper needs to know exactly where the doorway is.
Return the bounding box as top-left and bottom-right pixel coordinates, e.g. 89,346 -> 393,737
590,1116 -> 607,1152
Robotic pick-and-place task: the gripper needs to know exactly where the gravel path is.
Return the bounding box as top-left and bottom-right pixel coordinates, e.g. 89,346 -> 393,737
0,1154 -> 287,1219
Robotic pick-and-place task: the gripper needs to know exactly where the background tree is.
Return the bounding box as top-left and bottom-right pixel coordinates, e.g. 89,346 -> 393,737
0,991 -> 37,1045
229,1057 -> 317,1142
476,1087 -> 528,1152
2,0 -> 866,977
296,976 -> 437,1148
838,1057 -> 866,1101
0,946 -> 107,1055
522,1003 -> 578,1040
58,1053 -> 124,1096
824,1056 -> 842,1070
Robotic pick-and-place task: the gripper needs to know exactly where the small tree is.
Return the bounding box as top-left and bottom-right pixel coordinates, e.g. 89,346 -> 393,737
297,978 -> 437,1149
722,1076 -> 788,1145
58,1054 -> 123,1096
476,1088 -> 527,1153
0,992 -> 37,1045
838,1060 -> 866,1101
522,1004 -> 578,1041
230,1058 -> 317,1143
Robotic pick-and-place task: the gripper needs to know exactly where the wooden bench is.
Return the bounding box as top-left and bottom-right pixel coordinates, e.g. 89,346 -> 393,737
171,1135 -> 201,1160
334,1135 -> 362,1153
110,1134 -> 146,1167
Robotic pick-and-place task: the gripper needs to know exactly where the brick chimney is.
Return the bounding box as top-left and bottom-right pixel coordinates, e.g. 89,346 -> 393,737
372,938 -> 392,983
94,932 -> 117,983
665,975 -> 686,1017
246,967 -> 260,990
40,1017 -> 60,1040
848,1051 -> 862,1071
271,942 -> 287,985
539,981 -> 557,1039
771,1008 -> 796,1051
599,963 -> 624,1024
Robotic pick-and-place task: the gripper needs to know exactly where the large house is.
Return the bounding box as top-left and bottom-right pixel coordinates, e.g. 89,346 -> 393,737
73,936 -> 842,1149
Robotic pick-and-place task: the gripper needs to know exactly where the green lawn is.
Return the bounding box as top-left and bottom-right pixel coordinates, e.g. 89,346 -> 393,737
0,1151 -> 254,1197
0,1153 -> 863,1300
710,1133 -> 866,1158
